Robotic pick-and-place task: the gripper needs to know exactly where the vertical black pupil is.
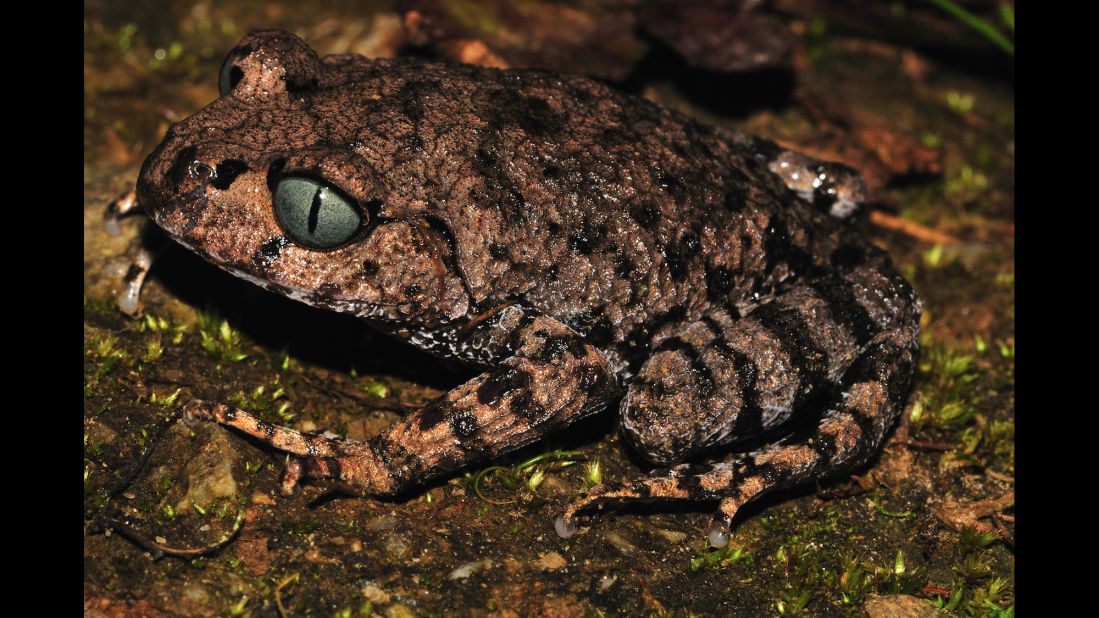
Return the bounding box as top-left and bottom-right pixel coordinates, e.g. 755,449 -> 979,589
307,187 -> 323,234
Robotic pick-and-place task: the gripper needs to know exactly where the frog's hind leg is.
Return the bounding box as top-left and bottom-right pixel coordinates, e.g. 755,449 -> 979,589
558,331 -> 917,547
559,250 -> 920,544
191,307 -> 620,498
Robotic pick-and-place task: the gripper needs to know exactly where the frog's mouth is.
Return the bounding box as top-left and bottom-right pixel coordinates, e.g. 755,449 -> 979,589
180,243 -> 402,323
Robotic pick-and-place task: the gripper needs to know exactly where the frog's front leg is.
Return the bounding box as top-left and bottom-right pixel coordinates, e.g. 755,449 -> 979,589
103,188 -> 160,317
186,306 -> 620,496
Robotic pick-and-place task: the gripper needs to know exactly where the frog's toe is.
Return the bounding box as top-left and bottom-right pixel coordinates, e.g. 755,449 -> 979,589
279,459 -> 304,497
183,399 -> 220,423
707,513 -> 733,548
554,514 -> 579,538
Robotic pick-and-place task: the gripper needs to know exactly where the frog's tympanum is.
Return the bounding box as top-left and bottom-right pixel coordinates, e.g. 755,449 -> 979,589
125,30 -> 920,547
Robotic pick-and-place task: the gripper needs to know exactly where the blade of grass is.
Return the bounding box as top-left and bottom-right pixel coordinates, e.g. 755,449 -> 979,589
928,0 -> 1014,56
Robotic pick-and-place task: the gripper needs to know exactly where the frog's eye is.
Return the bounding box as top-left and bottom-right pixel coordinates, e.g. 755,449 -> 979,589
274,177 -> 363,250
218,56 -> 244,97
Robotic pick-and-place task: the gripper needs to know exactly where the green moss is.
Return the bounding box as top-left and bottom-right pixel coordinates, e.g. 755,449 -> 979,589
197,312 -> 249,362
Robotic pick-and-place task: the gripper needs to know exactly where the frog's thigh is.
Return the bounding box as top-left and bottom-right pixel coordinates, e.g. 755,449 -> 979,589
620,281 -> 873,466
561,329 -> 917,546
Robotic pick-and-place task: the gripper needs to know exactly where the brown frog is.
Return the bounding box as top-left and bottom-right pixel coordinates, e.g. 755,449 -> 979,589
113,30 -> 920,547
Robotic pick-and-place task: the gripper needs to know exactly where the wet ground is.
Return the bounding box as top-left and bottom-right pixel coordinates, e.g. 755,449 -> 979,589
84,2 -> 1014,616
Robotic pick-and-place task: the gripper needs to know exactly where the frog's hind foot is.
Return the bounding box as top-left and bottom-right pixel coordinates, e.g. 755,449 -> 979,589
558,333 -> 917,547
555,461 -> 753,546
184,399 -> 347,457
184,399 -> 396,496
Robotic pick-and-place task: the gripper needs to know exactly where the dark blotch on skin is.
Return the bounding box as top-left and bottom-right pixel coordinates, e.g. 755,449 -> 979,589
539,335 -> 575,363
615,255 -> 634,278
832,244 -> 867,270
724,187 -> 746,211
362,260 -> 380,277
665,233 -> 700,281
476,367 -> 532,405
578,364 -> 610,396
509,393 -> 545,421
253,236 -> 288,269
570,232 -> 595,255
123,263 -> 146,284
451,411 -> 480,440
706,266 -> 735,301
629,203 -> 660,229
167,145 -> 198,188
586,315 -> 615,348
417,400 -> 449,431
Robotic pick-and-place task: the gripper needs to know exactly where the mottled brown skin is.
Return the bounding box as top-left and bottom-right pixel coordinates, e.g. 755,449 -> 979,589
131,30 -> 920,547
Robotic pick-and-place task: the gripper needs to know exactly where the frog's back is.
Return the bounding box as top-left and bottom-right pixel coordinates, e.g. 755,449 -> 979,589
335,57 -> 850,364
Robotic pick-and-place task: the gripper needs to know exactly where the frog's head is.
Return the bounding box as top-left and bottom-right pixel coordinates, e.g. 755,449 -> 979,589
137,30 -> 470,327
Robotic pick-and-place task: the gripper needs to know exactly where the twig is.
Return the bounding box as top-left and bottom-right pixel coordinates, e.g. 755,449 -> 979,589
869,211 -> 961,245
898,439 -> 956,451
985,469 -> 1014,483
992,513 -> 1015,549
275,572 -> 300,618
106,510 -> 245,559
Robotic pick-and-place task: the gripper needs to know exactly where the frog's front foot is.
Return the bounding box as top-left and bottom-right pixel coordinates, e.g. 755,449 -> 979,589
104,190 -> 139,236
104,189 -> 159,318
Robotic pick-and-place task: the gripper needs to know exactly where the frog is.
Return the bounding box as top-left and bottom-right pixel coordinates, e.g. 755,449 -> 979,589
111,30 -> 920,548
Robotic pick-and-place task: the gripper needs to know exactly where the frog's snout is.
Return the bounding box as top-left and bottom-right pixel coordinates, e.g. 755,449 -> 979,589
136,135 -> 217,232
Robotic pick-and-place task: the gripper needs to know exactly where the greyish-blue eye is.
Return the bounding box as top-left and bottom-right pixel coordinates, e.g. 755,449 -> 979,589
274,177 -> 362,249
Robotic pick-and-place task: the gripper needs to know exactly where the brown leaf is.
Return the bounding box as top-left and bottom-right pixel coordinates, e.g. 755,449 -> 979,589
931,491 -> 1014,533
397,0 -> 646,80
638,1 -> 795,72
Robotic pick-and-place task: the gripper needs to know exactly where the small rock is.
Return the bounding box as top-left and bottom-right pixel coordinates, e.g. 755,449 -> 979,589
250,492 -> 275,506
654,528 -> 688,544
366,514 -> 400,531
864,594 -> 944,618
449,559 -> 493,579
602,531 -> 638,554
179,582 -> 211,616
361,584 -> 391,605
536,474 -> 572,497
383,533 -> 411,560
536,551 -> 567,570
385,603 -> 417,618
172,429 -> 239,513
